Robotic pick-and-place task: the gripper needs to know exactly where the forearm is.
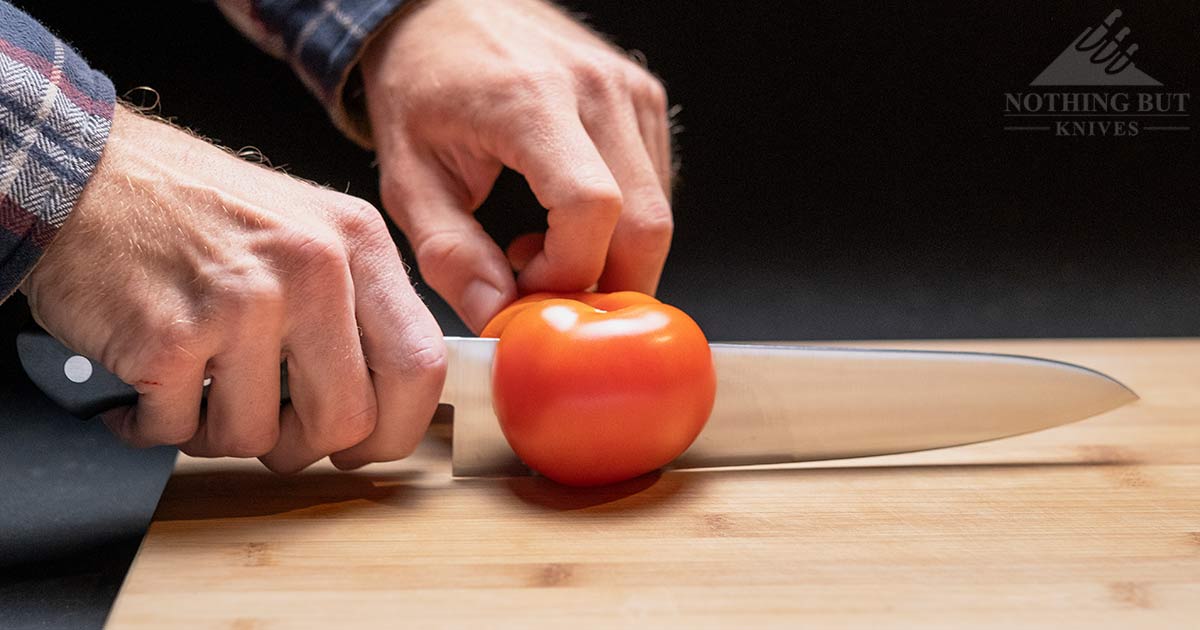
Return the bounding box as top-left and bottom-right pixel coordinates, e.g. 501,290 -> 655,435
0,0 -> 114,303
214,0 -> 409,147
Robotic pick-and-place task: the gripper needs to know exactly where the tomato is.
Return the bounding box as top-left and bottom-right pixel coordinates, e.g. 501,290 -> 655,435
484,292 -> 716,486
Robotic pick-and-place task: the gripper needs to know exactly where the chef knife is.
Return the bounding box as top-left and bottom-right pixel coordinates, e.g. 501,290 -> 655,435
17,326 -> 1137,477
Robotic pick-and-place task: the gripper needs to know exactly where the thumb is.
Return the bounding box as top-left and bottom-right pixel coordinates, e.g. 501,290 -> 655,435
383,153 -> 516,334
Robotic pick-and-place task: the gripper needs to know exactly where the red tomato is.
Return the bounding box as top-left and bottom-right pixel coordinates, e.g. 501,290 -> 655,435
484,293 -> 716,486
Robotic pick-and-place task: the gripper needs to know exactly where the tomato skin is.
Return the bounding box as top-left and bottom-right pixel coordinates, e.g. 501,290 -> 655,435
488,294 -> 716,487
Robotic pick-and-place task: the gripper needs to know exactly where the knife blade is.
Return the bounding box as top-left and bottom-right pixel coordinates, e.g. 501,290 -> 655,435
444,338 -> 1137,476
17,327 -> 1137,477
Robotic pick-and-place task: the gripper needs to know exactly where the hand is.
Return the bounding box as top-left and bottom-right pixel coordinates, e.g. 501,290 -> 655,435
361,0 -> 674,332
22,107 -> 446,472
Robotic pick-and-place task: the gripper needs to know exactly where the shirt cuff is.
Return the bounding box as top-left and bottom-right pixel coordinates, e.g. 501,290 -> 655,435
0,1 -> 116,303
221,0 -> 410,149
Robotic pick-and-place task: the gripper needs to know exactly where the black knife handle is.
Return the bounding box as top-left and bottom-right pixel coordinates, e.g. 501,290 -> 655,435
16,325 -> 291,420
16,326 -> 138,419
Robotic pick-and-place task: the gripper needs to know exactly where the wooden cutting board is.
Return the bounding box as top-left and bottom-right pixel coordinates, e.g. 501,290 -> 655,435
107,339 -> 1200,629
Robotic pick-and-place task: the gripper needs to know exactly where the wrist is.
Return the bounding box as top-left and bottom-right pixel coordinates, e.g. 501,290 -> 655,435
317,1 -> 423,150
17,109 -> 137,300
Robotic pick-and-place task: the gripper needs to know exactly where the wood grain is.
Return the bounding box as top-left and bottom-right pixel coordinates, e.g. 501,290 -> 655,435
107,340 -> 1200,629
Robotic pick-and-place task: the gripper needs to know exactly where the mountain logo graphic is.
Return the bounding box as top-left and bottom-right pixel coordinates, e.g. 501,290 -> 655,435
1032,9 -> 1161,86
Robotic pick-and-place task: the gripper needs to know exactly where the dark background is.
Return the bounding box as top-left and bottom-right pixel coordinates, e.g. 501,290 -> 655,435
2,1 -> 1197,627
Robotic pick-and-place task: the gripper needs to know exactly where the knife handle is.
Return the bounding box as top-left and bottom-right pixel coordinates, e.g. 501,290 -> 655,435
17,326 -> 139,419
16,325 -> 290,419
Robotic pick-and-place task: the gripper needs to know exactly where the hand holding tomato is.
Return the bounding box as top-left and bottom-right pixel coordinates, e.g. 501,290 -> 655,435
361,0 -> 675,332
484,292 -> 716,486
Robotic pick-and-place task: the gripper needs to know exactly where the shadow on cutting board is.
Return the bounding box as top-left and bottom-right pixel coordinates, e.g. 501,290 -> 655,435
152,469 -> 423,521
502,472 -> 687,512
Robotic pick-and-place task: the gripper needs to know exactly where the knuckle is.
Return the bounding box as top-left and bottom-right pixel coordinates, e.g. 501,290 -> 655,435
380,403 -> 442,463
566,179 -> 623,217
134,319 -> 204,378
211,424 -> 279,458
408,335 -> 450,376
488,68 -> 568,115
127,408 -> 196,447
152,425 -> 197,447
123,408 -> 195,446
412,230 -> 470,284
313,405 -> 378,453
624,204 -> 675,253
213,271 -> 284,317
216,440 -> 273,459
376,174 -> 417,227
573,57 -> 625,96
281,229 -> 350,281
204,431 -> 242,457
638,75 -> 668,111
101,408 -> 135,441
260,457 -> 307,476
331,198 -> 389,241
373,333 -> 448,379
155,319 -> 205,354
510,67 -> 568,98
386,426 -> 424,460
177,442 -> 206,458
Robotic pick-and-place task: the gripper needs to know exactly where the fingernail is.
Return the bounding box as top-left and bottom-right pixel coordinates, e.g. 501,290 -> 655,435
462,279 -> 507,333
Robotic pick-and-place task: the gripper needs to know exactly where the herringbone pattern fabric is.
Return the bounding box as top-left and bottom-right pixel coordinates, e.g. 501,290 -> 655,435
0,0 -> 114,302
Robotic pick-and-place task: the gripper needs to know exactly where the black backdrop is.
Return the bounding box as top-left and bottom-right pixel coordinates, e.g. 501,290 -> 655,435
8,0 -> 1199,340
1,2 -> 1198,627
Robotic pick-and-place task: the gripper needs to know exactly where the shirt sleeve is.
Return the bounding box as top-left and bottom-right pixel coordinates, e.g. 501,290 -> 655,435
215,0 -> 409,149
0,1 -> 115,304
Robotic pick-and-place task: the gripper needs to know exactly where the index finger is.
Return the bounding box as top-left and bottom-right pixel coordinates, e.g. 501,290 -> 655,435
493,105 -> 623,293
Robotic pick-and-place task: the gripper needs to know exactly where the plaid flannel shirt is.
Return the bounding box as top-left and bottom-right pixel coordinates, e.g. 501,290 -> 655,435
0,0 -> 406,304
0,1 -> 114,302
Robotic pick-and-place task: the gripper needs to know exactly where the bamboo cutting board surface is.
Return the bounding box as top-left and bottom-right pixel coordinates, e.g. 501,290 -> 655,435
107,339 -> 1200,629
